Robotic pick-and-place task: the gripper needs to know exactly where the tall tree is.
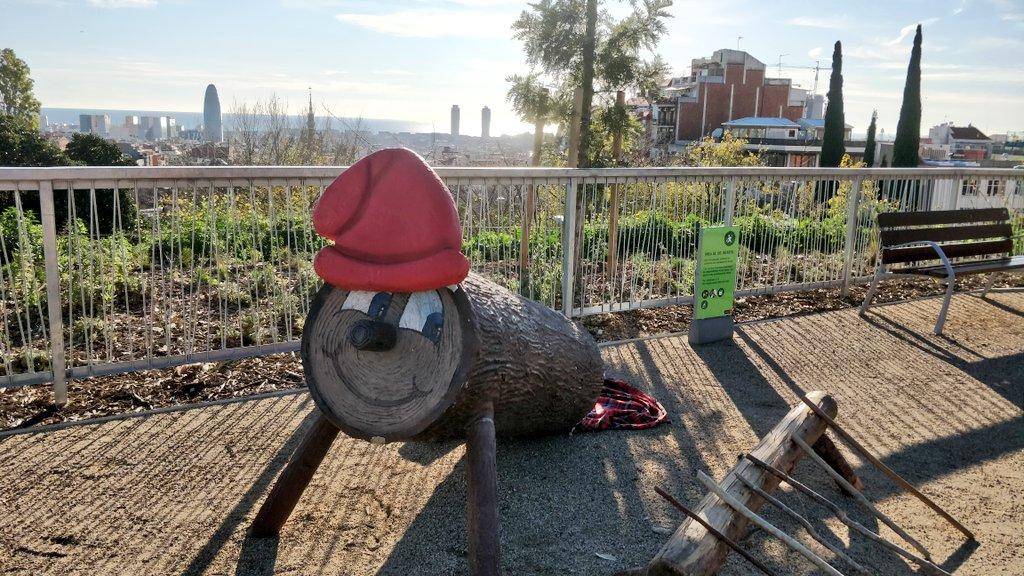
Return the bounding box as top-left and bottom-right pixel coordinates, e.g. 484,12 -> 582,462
0,114 -> 66,166
863,110 -> 878,167
65,133 -> 135,166
577,0 -> 598,168
0,48 -> 41,128
892,25 -> 922,167
510,0 -> 672,167
819,41 -> 845,167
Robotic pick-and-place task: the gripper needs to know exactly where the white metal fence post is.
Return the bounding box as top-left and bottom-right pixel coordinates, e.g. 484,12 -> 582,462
724,177 -> 737,226
561,178 -> 577,317
840,177 -> 863,298
39,181 -> 68,406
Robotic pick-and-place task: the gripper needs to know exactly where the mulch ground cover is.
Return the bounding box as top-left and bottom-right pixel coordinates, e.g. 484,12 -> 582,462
2,274 -> 1021,431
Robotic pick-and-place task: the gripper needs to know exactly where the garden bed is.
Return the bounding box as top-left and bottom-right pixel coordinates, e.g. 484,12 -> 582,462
3,273 -> 1020,431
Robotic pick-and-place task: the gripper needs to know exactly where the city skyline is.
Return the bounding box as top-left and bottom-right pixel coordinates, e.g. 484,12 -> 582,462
2,0 -> 1023,137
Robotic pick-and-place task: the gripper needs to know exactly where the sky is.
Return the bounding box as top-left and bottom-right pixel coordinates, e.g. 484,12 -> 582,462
2,0 -> 1023,137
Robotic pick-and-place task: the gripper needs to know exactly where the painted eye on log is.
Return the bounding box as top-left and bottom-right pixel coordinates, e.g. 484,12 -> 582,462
341,291 -> 393,320
399,291 -> 445,344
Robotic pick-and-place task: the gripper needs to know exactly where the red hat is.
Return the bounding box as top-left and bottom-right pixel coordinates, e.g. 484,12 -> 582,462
312,148 -> 470,293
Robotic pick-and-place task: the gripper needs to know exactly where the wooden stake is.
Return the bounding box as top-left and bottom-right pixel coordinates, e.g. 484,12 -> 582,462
799,395 -> 975,540
697,471 -> 848,576
734,473 -> 870,575
251,413 -> 341,536
654,486 -> 779,576
466,403 -> 500,576
792,435 -> 932,560
745,454 -> 952,576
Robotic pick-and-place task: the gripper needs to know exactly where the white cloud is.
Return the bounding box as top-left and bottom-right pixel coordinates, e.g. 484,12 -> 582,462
788,16 -> 847,29
888,18 -> 938,45
335,9 -> 515,38
808,47 -> 823,59
87,0 -> 156,7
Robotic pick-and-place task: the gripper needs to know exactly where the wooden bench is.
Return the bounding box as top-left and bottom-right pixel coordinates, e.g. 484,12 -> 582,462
860,207 -> 1023,334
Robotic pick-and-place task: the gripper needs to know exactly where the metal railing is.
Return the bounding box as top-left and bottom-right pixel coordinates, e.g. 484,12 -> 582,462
2,166 -> 1022,402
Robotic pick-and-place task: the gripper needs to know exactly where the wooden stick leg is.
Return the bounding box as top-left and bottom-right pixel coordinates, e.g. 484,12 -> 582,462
251,412 -> 341,537
698,471 -> 848,576
466,403 -> 500,576
792,435 -> 932,559
799,395 -> 975,540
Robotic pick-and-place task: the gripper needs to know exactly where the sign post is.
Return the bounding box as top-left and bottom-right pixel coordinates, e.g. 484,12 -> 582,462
689,225 -> 739,345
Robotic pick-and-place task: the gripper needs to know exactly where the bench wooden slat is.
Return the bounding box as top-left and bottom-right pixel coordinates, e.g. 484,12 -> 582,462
898,255 -> 1024,277
880,223 -> 1013,246
878,208 -> 1009,228
882,238 -> 1013,265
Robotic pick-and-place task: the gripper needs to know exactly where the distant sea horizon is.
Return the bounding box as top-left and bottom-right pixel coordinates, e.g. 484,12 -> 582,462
40,107 -> 434,134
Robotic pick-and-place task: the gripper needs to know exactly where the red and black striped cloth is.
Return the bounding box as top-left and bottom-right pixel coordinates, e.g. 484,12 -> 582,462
574,378 -> 667,433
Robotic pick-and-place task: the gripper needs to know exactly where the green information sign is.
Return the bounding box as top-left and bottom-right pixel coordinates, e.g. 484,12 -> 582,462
694,225 -> 739,320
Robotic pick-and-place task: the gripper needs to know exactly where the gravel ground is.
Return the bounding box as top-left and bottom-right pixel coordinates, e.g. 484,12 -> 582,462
0,290 -> 1021,575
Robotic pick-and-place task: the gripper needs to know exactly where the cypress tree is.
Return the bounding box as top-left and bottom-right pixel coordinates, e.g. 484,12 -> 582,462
864,110 -> 877,167
819,41 -> 845,167
892,25 -> 922,167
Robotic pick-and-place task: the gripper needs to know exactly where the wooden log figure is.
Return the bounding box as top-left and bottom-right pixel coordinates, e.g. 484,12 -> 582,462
251,148 -> 604,576
303,273 -> 604,442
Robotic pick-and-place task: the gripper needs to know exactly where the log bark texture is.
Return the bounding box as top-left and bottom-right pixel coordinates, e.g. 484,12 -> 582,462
303,272 -> 604,442
645,391 -> 838,576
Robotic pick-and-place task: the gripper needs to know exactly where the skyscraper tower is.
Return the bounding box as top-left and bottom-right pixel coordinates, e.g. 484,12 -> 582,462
481,106 -> 491,138
450,105 -> 460,139
203,84 -> 223,142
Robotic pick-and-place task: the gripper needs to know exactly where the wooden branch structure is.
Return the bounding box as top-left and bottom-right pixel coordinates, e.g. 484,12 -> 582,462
792,435 -> 931,559
250,273 -> 605,576
733,472 -> 870,575
653,487 -> 779,576
745,454 -> 953,576
638,391 -> 839,576
799,394 -> 975,540
698,471 -> 848,576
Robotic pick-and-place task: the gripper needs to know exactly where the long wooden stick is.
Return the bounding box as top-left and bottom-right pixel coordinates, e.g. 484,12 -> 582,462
653,486 -> 779,576
792,435 -> 932,559
734,473 -> 870,575
744,454 -> 952,576
697,471 -> 848,576
799,395 -> 975,540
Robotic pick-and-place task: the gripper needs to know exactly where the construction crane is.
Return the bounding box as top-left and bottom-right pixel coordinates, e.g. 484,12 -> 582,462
776,58 -> 833,95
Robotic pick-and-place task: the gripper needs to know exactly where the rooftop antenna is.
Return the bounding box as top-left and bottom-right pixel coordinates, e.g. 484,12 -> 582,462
811,60 -> 821,95
777,53 -> 789,77
737,36 -> 743,50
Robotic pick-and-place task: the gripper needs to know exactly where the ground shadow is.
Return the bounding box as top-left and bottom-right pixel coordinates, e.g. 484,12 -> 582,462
182,409 -> 320,576
861,312 -> 1024,410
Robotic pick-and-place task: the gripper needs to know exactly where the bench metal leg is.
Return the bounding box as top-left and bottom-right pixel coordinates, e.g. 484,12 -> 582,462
982,273 -> 999,297
859,265 -> 884,316
934,275 -> 956,335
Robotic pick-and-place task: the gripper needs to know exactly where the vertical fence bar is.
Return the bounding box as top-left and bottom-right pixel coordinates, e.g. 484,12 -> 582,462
840,177 -> 863,298
724,176 -> 736,226
39,180 -> 68,406
561,178 -> 577,317
606,179 -> 621,279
